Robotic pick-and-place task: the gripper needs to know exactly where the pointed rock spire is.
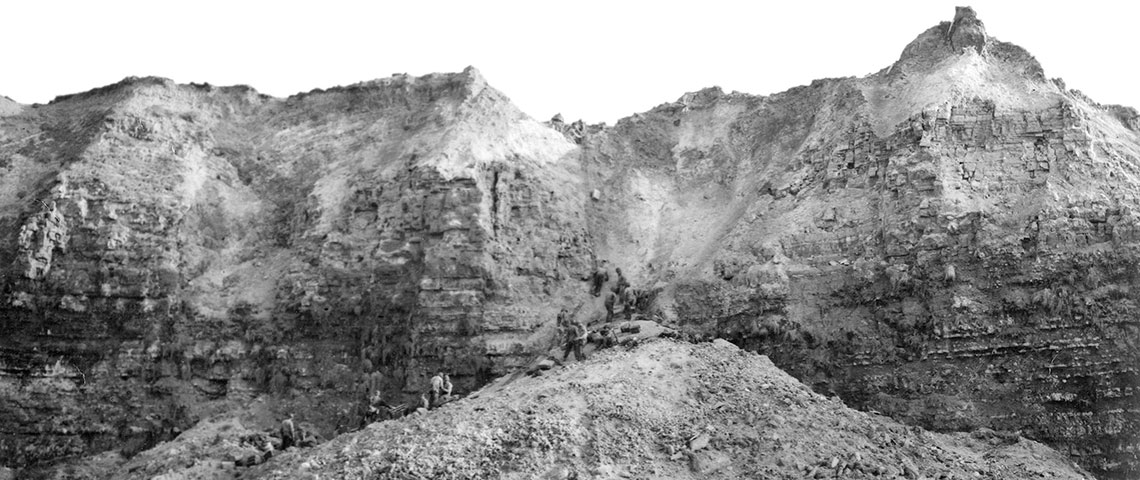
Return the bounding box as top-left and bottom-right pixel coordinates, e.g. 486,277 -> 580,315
948,6 -> 987,53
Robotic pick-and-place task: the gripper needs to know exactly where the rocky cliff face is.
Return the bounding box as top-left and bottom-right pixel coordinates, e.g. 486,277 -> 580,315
1,7 -> 1137,479
582,8 -> 1138,478
0,70 -> 593,471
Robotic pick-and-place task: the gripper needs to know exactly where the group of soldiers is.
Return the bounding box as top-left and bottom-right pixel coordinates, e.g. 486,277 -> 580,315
597,263 -> 638,323
559,260 -> 642,362
348,260 -> 643,433
362,371 -> 454,425
269,371 -> 456,458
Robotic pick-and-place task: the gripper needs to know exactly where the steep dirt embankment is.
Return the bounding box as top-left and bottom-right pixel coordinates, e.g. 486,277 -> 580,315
100,339 -> 1093,480
0,70 -> 594,470
582,8 -> 1139,478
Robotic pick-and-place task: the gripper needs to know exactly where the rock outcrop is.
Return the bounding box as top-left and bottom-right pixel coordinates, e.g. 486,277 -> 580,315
1,7 -> 1137,479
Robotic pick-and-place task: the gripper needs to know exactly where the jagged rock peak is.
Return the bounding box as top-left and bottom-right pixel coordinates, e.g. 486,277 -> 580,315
46,76 -> 176,104
892,6 -> 1044,82
304,65 -> 490,103
897,6 -> 988,65
948,6 -> 987,52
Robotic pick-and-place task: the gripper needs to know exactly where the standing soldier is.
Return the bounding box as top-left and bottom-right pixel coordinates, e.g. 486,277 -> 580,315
603,289 -> 617,323
367,390 -> 385,423
622,286 -> 637,320
429,372 -> 444,407
280,414 -> 297,449
563,321 -> 589,362
591,260 -> 610,297
613,267 -> 629,296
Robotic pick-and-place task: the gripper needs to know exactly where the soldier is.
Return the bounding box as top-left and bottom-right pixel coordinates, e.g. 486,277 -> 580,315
597,325 -> 619,349
591,261 -> 610,297
429,372 -> 444,406
622,286 -> 637,320
612,267 -> 629,296
562,321 -> 588,362
279,414 -> 297,450
603,289 -> 617,323
366,390 -> 386,423
556,307 -> 570,328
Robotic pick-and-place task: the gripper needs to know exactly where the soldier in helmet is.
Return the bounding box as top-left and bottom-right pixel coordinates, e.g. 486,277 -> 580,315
612,267 -> 629,296
590,260 -> 610,297
279,414 -> 297,449
562,321 -> 589,362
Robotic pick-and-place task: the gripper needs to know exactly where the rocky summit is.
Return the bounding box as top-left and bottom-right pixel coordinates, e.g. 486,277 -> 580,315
1,6 -> 1137,480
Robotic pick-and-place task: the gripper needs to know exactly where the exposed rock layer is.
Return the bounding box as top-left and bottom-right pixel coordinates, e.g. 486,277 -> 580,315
0,71 -> 593,471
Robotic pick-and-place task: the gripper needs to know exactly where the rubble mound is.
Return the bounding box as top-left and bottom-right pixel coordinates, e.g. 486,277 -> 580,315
229,339 -> 1088,480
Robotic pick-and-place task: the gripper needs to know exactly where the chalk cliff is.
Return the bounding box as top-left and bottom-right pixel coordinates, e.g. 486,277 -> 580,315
1,7 -> 1136,479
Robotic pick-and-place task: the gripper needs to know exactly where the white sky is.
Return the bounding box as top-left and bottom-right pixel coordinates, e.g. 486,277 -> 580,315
2,1 -> 1137,124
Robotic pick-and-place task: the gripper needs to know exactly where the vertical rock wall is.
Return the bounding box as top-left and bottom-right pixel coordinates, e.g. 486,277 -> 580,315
0,71 -> 594,470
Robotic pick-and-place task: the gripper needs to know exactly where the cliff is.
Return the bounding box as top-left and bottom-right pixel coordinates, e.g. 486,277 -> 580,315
0,70 -> 594,473
582,7 -> 1139,477
1,6 -> 1137,479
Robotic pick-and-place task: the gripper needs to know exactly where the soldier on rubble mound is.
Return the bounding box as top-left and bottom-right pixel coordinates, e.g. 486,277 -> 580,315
279,414 -> 297,450
442,373 -> 453,399
562,320 -> 589,362
621,285 -> 637,320
429,371 -> 445,407
366,390 -> 385,423
595,324 -> 619,349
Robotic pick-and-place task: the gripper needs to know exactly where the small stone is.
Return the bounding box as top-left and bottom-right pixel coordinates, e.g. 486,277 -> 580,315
689,433 -> 711,451
543,465 -> 571,480
689,450 -> 731,474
